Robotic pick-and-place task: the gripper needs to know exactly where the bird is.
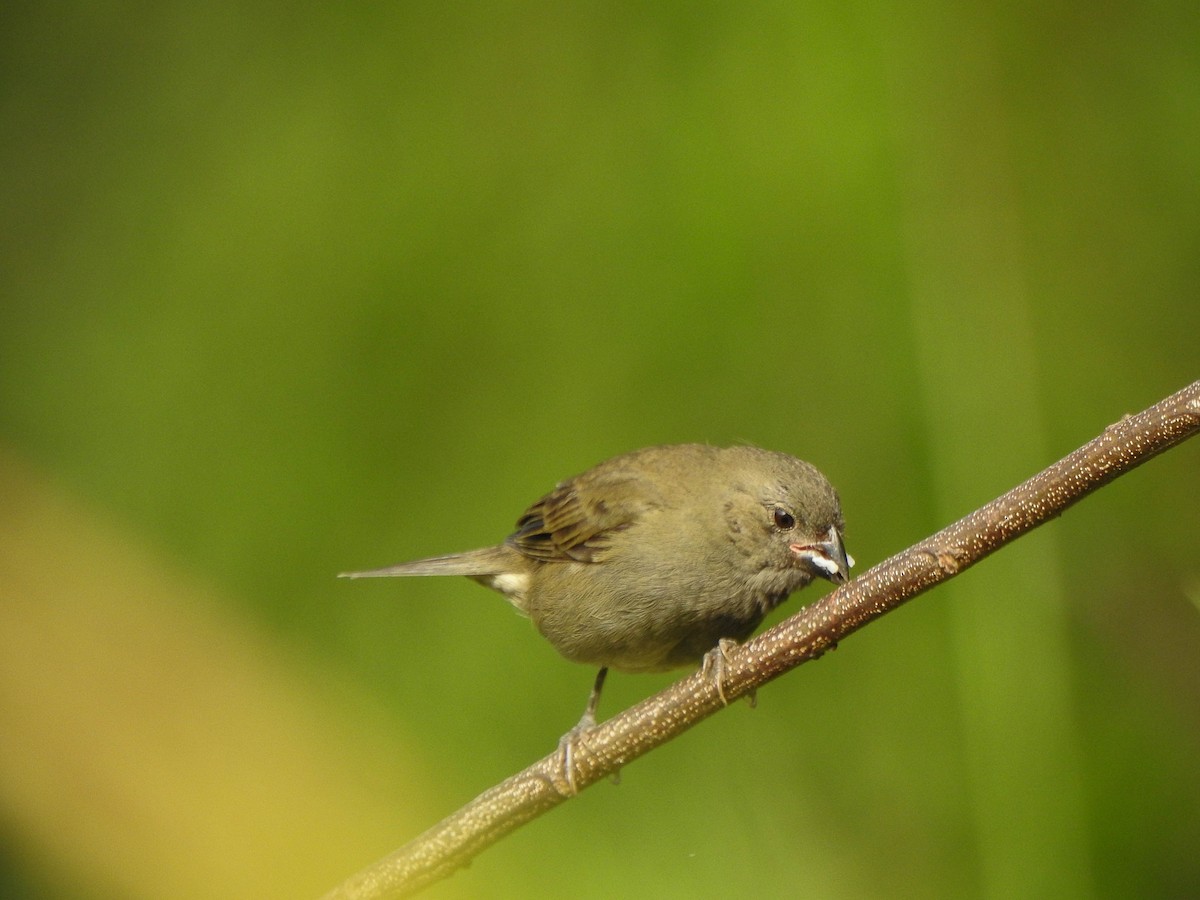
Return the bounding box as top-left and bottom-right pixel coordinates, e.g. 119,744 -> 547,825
341,443 -> 851,786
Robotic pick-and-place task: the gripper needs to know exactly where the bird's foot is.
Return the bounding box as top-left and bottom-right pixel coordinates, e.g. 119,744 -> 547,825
556,713 -> 595,796
701,638 -> 756,707
553,667 -> 610,796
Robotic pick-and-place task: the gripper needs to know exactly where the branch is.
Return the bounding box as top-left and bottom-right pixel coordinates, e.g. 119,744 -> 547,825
322,380 -> 1200,900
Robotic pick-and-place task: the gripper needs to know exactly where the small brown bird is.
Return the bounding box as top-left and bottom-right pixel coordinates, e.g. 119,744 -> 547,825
341,444 -> 852,740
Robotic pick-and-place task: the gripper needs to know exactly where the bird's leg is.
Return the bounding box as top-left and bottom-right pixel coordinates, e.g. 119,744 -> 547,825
578,665 -> 607,731
557,667 -> 607,795
701,638 -> 756,708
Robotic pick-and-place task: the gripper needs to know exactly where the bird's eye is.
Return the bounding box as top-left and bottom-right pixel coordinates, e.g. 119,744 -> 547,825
772,508 -> 796,530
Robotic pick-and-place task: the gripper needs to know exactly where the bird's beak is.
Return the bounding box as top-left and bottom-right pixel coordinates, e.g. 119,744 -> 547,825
790,526 -> 854,585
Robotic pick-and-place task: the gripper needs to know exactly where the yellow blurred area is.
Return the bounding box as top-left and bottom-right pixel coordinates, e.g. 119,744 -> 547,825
0,449 -> 417,899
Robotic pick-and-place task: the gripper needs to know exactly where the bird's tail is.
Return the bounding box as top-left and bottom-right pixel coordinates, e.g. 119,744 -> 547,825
338,546 -> 511,579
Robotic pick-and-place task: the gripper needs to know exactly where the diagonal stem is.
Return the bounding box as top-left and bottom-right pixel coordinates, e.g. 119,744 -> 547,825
322,380 -> 1200,900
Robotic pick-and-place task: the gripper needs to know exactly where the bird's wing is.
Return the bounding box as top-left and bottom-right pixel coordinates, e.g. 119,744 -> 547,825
507,470 -> 662,563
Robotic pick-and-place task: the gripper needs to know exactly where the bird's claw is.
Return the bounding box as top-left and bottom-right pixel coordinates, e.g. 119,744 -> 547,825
557,719 -> 593,796
702,638 -> 741,706
701,638 -> 757,707
554,667 -> 610,795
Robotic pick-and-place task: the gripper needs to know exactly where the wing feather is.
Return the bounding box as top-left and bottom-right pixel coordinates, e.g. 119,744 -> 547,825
508,469 -> 662,563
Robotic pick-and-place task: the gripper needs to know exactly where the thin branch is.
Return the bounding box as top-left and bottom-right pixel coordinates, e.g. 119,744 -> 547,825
322,380 -> 1200,900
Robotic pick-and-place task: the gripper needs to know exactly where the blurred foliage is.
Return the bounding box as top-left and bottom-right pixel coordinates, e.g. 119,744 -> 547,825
1,2 -> 1197,899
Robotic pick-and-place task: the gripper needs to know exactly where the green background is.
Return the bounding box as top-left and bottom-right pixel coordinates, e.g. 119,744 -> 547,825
2,4 -> 1197,898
